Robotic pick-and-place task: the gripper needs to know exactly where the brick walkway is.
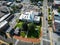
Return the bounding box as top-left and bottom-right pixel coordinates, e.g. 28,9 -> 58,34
13,36 -> 40,43
13,27 -> 42,43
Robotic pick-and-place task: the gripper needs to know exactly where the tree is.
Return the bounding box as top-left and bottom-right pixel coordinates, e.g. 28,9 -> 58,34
22,22 -> 28,31
27,23 -> 36,37
58,7 -> 60,13
28,23 -> 36,31
9,43 -> 13,45
11,4 -> 18,13
0,31 -> 7,39
48,8 -> 50,12
27,23 -> 40,38
30,0 -> 43,3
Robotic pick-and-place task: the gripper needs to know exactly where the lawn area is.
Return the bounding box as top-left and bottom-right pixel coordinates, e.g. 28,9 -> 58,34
20,31 -> 26,38
15,22 -> 23,28
15,21 -> 41,38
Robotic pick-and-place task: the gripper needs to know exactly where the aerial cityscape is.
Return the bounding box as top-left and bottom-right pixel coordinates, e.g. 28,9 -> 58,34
0,0 -> 60,45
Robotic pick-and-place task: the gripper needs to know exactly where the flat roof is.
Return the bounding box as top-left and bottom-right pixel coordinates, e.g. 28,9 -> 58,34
19,11 -> 40,22
34,16 -> 40,22
7,2 -> 12,5
0,13 -> 10,22
0,12 -> 5,18
0,6 -> 10,18
54,21 -> 60,32
54,15 -> 60,21
55,20 -> 60,23
53,10 -> 58,15
54,1 -> 60,4
19,14 -> 31,20
0,6 -> 9,12
54,0 -> 60,4
0,20 -> 8,29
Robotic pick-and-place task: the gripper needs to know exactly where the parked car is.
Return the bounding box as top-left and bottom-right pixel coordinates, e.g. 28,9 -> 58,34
46,17 -> 48,20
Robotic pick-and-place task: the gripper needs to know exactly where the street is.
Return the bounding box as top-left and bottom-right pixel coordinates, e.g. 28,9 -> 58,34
41,0 -> 51,45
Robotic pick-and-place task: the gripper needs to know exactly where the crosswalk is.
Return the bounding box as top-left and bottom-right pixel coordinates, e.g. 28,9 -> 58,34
14,39 -> 19,45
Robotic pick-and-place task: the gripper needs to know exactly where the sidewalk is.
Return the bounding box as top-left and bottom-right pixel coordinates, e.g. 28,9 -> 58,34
13,29 -> 42,43
13,36 -> 40,43
49,27 -> 53,45
6,33 -> 11,38
0,40 -> 9,45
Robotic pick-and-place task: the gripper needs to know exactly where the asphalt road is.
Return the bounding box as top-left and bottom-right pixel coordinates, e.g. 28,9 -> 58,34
22,0 -> 30,3
41,0 -> 51,45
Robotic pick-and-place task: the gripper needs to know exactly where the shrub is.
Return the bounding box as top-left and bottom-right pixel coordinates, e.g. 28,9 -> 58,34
20,31 -> 26,37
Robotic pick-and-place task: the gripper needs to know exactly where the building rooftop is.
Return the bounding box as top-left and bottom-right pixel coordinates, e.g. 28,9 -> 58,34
53,10 -> 59,15
0,20 -> 8,29
7,2 -> 12,5
14,27 -> 20,34
0,12 -> 5,18
0,6 -> 10,18
55,20 -> 60,23
54,21 -> 60,32
53,9 -> 60,32
34,16 -> 40,22
0,13 -> 10,22
54,0 -> 60,4
21,5 -> 40,13
19,11 -> 40,23
54,15 -> 60,21
0,6 -> 9,13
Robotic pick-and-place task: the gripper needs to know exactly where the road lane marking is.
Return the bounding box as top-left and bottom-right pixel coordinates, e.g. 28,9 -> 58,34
14,39 -> 19,45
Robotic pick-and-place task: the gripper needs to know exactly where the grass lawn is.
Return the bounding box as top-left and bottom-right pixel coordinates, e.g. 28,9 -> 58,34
20,31 -> 26,37
27,25 -> 41,38
15,22 -> 23,28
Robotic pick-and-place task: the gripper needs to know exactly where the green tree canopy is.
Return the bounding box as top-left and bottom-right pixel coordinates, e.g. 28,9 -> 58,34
22,22 -> 28,31
28,23 -> 36,31
58,7 -> 60,13
30,0 -> 43,3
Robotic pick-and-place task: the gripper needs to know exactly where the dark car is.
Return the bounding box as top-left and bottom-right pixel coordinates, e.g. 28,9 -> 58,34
46,17 -> 48,20
9,29 -> 15,37
47,30 -> 48,33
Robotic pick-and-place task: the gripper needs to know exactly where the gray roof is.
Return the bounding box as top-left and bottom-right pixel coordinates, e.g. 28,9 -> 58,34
54,15 -> 60,32
54,22 -> 60,32
14,27 -> 20,34
0,12 -> 5,18
0,6 -> 9,12
0,6 -> 9,18
54,15 -> 60,21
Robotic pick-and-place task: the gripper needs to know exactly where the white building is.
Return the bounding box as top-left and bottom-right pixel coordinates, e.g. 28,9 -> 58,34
54,0 -> 60,6
19,11 -> 40,23
7,2 -> 12,6
53,10 -> 58,15
53,9 -> 60,33
0,20 -> 9,30
0,13 -> 10,22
